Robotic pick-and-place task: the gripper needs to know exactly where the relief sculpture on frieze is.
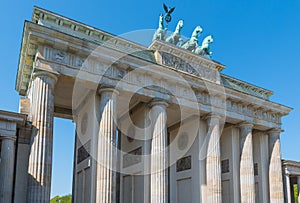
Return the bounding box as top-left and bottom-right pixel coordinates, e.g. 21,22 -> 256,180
161,51 -> 218,83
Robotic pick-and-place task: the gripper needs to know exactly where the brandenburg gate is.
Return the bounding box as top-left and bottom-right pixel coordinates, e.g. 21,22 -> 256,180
0,6 -> 292,203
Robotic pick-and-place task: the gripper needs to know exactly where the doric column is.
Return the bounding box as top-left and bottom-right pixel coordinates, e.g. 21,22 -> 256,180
96,87 -> 118,203
27,71 -> 58,203
149,99 -> 168,203
206,114 -> 222,203
284,172 -> 291,203
199,119 -> 207,203
239,122 -> 255,203
231,127 -> 240,203
0,136 -> 16,202
260,133 -> 269,203
268,129 -> 284,202
258,133 -> 270,203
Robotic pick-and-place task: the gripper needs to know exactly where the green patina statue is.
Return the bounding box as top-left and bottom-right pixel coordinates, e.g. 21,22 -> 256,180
166,20 -> 184,45
194,35 -> 214,57
163,3 -> 175,25
181,26 -> 203,51
153,4 -> 214,57
153,14 -> 167,41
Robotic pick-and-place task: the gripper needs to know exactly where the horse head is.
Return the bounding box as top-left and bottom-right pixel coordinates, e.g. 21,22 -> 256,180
203,35 -> 213,44
192,26 -> 203,38
177,20 -> 184,30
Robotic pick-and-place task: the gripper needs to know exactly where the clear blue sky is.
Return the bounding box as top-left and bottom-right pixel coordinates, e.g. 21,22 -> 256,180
0,0 -> 299,198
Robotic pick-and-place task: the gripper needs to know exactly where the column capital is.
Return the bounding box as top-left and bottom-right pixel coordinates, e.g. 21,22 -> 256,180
205,113 -> 221,119
268,128 -> 282,136
0,136 -> 17,141
0,128 -> 16,137
97,86 -> 119,95
205,113 -> 220,127
148,98 -> 169,108
33,70 -> 59,83
238,122 -> 254,129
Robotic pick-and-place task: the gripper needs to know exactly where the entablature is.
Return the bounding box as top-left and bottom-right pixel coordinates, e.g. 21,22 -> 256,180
16,7 -> 292,131
32,50 -> 290,130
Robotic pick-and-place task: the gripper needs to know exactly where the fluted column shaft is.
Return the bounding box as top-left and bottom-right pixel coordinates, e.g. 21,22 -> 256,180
206,114 -> 222,203
27,71 -> 57,203
269,129 -> 284,203
284,174 -> 291,203
199,120 -> 207,203
96,88 -> 118,203
260,133 -> 270,203
0,136 -> 16,202
239,123 -> 255,203
232,127 -> 240,203
150,100 -> 168,203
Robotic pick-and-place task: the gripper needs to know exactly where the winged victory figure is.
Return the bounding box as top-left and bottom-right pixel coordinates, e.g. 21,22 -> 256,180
163,3 -> 175,23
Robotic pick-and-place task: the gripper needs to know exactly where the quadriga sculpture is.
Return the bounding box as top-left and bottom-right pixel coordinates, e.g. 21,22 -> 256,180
194,35 -> 213,57
153,14 -> 167,41
181,26 -> 203,51
166,20 -> 184,46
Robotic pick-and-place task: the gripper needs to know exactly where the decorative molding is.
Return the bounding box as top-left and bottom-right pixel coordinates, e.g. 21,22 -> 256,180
227,100 -> 281,124
160,51 -> 219,84
149,40 -> 225,72
221,159 -> 230,174
176,155 -> 192,172
221,74 -> 273,100
32,7 -> 146,52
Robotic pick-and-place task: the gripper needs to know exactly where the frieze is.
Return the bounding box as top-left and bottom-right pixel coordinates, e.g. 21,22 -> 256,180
39,47 -> 282,125
116,69 -> 126,79
195,91 -> 211,105
44,46 -> 85,68
161,52 -> 219,83
195,91 -> 280,124
226,99 -> 281,124
54,51 -> 66,62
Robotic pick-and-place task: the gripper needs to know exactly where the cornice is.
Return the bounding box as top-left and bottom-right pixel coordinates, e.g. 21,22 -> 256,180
282,160 -> 300,168
221,74 -> 273,100
32,6 -> 146,50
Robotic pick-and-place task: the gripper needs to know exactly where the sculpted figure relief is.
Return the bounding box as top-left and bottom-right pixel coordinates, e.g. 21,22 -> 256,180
166,20 -> 184,46
181,26 -> 203,51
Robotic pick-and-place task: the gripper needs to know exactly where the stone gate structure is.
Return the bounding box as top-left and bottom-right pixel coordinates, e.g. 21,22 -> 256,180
0,6 -> 294,203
